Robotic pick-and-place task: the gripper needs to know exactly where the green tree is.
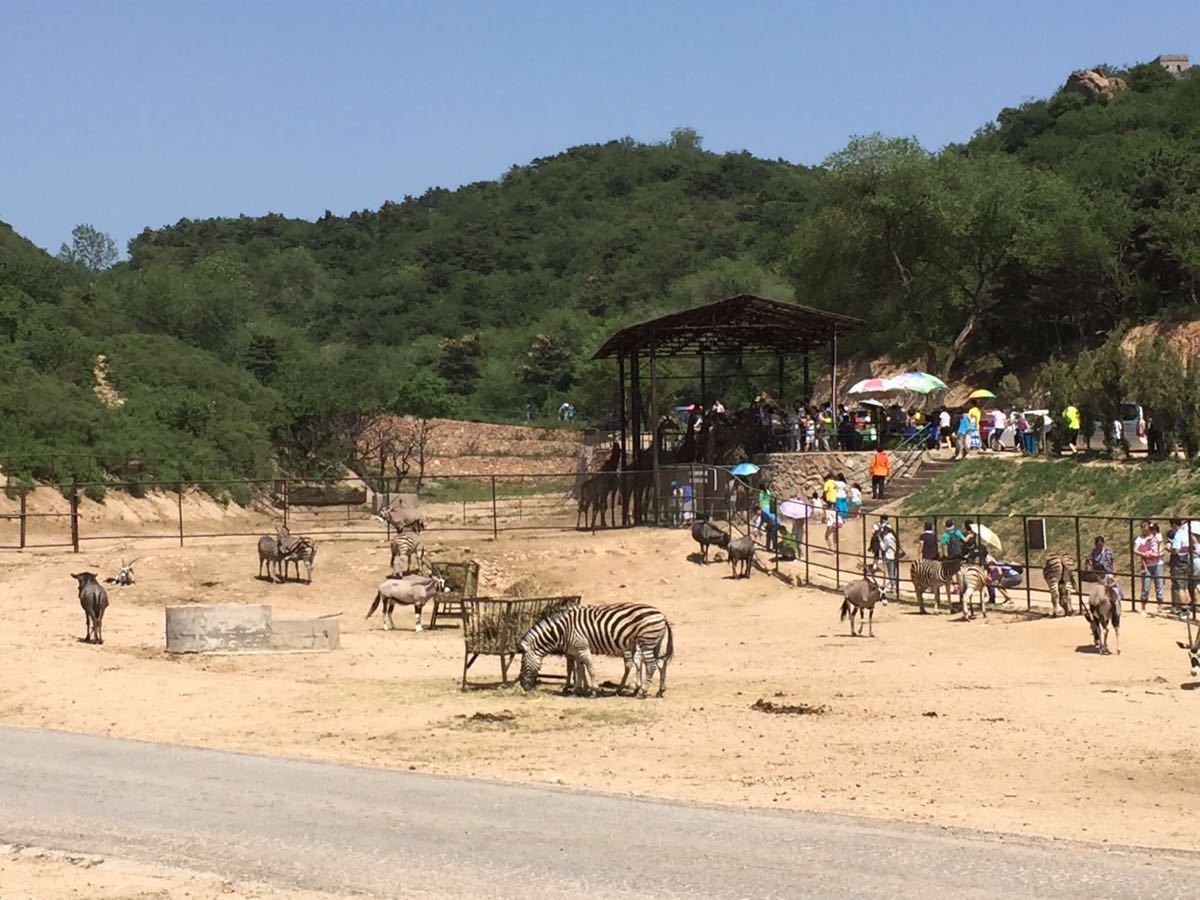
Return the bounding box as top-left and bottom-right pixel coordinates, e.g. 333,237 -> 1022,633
436,332 -> 483,395
1038,356 -> 1075,453
516,333 -> 573,410
57,224 -> 118,271
1124,337 -> 1186,460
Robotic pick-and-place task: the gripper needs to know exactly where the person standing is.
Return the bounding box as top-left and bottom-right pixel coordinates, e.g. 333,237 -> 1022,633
939,519 -> 964,560
879,516 -> 899,596
1135,520 -> 1164,614
869,448 -> 890,499
822,472 -> 837,508
1088,535 -> 1122,602
1167,519 -> 1193,618
833,472 -> 849,517
526,403 -> 535,422
1063,404 -> 1081,454
916,521 -> 939,561
954,412 -> 971,460
938,408 -> 952,451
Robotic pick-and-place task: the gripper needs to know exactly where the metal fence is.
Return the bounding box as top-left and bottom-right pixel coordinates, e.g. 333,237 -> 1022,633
2,464 -> 1196,621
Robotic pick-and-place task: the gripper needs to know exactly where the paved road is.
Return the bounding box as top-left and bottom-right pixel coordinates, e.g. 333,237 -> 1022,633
1,726 -> 1196,898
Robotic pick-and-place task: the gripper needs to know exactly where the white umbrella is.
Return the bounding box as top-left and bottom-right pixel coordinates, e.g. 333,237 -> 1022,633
974,523 -> 1003,553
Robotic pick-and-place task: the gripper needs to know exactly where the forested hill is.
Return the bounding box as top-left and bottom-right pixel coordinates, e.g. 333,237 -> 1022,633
3,62 -> 1200,488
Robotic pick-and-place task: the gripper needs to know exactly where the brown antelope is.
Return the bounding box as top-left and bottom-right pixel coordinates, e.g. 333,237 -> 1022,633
1178,617 -> 1200,677
1083,575 -> 1121,655
841,564 -> 888,637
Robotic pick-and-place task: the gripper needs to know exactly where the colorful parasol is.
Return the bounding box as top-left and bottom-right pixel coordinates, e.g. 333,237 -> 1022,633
847,377 -> 894,396
889,371 -> 948,394
968,389 -> 997,399
729,462 -> 759,477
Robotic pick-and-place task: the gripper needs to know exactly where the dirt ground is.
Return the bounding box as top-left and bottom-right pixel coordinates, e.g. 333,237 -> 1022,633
0,843 -> 348,900
3,520 -> 1199,868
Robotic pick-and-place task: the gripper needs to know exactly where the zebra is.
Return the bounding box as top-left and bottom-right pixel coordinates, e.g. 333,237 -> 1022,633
519,603 -> 674,698
389,534 -> 425,574
257,526 -> 289,581
1043,553 -> 1079,617
909,558 -> 961,614
280,536 -> 317,583
958,564 -> 990,620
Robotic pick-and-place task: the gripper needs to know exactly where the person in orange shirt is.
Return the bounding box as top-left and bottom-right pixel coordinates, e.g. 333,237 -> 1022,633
869,449 -> 890,499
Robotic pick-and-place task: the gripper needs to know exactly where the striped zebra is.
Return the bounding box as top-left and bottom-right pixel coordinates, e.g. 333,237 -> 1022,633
909,559 -> 961,614
257,524 -> 292,582
1043,553 -> 1078,617
389,534 -> 425,574
958,564 -> 990,620
281,536 -> 317,583
519,603 -> 674,698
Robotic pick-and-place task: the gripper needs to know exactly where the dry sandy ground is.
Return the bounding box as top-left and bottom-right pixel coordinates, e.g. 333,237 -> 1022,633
2,523 -> 1199,866
0,843 -> 345,900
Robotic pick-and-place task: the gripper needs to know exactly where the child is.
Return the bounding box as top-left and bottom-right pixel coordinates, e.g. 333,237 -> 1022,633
823,500 -> 841,551
849,482 -> 863,516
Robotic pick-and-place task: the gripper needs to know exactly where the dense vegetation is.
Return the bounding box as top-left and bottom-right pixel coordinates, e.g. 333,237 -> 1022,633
3,64 -> 1199,491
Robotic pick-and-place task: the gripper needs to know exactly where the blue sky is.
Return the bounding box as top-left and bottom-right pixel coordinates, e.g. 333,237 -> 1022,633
2,0 -> 1196,253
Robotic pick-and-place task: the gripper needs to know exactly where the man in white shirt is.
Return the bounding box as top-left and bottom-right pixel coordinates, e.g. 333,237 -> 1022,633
1168,518 -> 1195,615
989,408 -> 1007,451
937,408 -> 951,450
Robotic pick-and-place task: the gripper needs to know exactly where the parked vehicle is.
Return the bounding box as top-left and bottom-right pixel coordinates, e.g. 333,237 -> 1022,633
1090,401 -> 1147,451
995,410 -> 1052,451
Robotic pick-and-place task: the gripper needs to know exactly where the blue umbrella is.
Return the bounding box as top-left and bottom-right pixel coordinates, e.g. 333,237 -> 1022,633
729,462 -> 760,476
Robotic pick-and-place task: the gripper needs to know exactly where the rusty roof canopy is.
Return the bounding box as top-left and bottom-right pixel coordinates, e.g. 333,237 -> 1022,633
592,294 -> 863,360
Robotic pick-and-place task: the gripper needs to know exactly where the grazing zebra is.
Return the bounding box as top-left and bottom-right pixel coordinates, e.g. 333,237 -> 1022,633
389,534 -> 425,574
281,536 -> 317,583
958,564 -> 990,621
1043,553 -> 1078,617
909,558 -> 961,614
257,526 -> 289,581
519,603 -> 674,698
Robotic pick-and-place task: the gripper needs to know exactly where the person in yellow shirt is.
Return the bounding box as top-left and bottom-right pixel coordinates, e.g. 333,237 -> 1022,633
823,472 -> 836,506
1063,404 -> 1080,454
967,405 -> 981,428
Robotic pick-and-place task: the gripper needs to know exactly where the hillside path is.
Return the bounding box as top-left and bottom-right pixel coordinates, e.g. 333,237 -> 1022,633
1,725 -> 1196,898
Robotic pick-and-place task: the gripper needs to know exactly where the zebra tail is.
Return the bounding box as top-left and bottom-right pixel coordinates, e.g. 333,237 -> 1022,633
366,592 -> 382,619
662,620 -> 674,663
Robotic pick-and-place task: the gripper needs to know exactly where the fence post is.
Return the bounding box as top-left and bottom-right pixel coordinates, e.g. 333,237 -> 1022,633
19,490 -> 27,549
177,481 -> 184,547
860,513 -> 867,574
1023,515 -> 1031,612
1074,515 -> 1083,613
804,506 -> 810,585
491,476 -> 499,539
283,480 -> 290,529
70,482 -> 80,553
1128,517 -> 1137,612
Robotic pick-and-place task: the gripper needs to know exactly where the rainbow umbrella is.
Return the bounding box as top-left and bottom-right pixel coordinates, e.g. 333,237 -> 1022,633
889,371 -> 948,394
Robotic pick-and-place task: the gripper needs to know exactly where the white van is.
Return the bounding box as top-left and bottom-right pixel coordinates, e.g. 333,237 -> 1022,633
1090,402 -> 1146,451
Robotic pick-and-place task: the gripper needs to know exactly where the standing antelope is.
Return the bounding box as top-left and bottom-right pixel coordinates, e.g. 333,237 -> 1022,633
840,564 -> 887,637
70,572 -> 109,644
1083,575 -> 1121,654
1177,618 -> 1200,677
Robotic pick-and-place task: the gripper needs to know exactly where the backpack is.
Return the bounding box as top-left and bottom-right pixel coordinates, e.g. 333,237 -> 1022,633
869,529 -> 881,554
946,531 -> 963,559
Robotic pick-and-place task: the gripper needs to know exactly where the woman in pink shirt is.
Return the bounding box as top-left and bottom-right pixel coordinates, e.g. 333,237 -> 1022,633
1134,519 -> 1164,614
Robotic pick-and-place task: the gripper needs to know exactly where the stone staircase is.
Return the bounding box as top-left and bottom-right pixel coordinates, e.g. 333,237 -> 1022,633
857,453 -> 956,514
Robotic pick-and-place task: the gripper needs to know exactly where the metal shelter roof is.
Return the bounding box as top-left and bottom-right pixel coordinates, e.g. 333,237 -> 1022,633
591,294 -> 862,360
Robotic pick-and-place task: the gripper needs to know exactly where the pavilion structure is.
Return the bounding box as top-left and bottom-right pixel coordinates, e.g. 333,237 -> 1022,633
592,294 -> 863,470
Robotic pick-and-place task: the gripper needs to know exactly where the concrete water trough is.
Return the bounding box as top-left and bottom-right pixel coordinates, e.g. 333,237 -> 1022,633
165,603 -> 339,654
